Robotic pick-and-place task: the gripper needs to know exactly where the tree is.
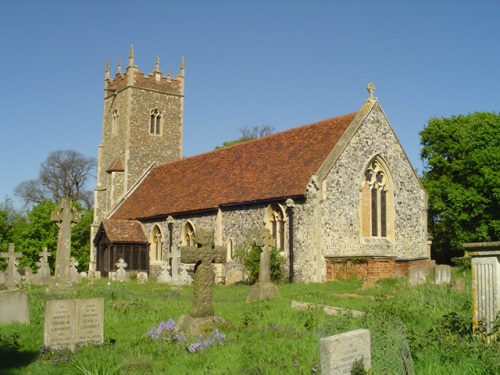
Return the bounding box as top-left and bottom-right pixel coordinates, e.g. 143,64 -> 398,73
11,201 -> 92,272
215,125 -> 275,149
14,150 -> 96,209
420,112 -> 500,263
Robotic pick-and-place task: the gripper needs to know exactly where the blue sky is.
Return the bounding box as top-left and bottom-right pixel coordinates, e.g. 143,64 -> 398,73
0,1 -> 498,208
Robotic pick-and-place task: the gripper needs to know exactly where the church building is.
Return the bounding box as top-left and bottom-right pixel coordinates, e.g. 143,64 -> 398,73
90,48 -> 430,283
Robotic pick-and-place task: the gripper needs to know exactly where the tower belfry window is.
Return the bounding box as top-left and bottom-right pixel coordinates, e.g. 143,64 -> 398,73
150,109 -> 161,135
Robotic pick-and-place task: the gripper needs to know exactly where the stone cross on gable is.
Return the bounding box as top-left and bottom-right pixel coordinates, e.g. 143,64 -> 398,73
50,197 -> 80,283
180,227 -> 226,317
1,243 -> 22,289
255,228 -> 273,283
366,82 -> 376,101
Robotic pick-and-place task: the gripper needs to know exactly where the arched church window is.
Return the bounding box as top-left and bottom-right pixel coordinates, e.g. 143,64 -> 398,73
150,225 -> 163,262
264,204 -> 285,249
182,222 -> 195,246
361,157 -> 394,239
112,110 -> 119,136
150,109 -> 161,135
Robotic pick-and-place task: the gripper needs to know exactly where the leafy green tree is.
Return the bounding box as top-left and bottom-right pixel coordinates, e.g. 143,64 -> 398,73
11,201 -> 92,272
420,112 -> 500,262
234,228 -> 284,283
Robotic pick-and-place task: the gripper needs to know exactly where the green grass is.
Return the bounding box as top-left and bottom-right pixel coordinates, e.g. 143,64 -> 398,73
0,273 -> 498,374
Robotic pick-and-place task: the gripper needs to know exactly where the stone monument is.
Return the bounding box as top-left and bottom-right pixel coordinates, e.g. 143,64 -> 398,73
247,228 -> 280,302
177,227 -> 229,336
113,258 -> 129,282
320,329 -> 371,374
157,260 -> 172,283
48,197 -> 80,291
464,241 -> 500,339
1,243 -> 22,290
33,247 -> 52,285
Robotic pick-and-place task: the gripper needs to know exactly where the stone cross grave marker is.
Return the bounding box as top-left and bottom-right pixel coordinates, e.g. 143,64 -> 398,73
33,247 -> 52,285
1,243 -> 22,289
157,260 -> 172,283
320,329 -> 371,374
114,258 -> 129,282
247,228 -> 280,302
50,197 -> 80,287
69,257 -> 81,283
180,227 -> 226,317
44,298 -> 104,351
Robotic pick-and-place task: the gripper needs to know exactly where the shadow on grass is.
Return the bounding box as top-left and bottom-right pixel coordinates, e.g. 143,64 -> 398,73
0,349 -> 39,375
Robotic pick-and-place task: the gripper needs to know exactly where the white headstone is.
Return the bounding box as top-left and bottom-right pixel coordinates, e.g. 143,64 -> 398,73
157,261 -> 173,283
408,266 -> 427,286
137,272 -> 148,284
320,329 -> 371,374
434,264 -> 451,285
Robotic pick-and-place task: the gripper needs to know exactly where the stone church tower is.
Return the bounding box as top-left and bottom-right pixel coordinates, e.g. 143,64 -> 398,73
90,46 -> 185,270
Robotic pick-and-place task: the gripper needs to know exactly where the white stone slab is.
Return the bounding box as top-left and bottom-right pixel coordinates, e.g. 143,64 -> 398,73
320,329 -> 371,375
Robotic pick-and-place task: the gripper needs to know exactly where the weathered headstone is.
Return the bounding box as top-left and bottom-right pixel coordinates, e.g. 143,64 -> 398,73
44,298 -> 104,351
1,243 -> 22,289
464,242 -> 500,338
0,289 -> 30,324
247,228 -> 280,302
49,198 -> 80,291
157,261 -> 172,283
113,258 -> 129,282
21,266 -> 33,286
177,228 -> 229,336
408,266 -> 427,286
434,264 -> 451,285
137,272 -> 148,284
69,257 -> 82,283
178,263 -> 192,284
320,329 -> 371,375
225,262 -> 245,285
33,247 -> 52,285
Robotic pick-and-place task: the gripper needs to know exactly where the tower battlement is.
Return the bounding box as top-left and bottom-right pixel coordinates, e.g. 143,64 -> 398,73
104,46 -> 185,98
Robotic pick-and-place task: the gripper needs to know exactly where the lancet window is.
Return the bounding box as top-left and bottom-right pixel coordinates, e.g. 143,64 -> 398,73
361,157 -> 394,239
150,109 -> 161,135
264,204 -> 285,249
182,222 -> 196,246
150,225 -> 163,262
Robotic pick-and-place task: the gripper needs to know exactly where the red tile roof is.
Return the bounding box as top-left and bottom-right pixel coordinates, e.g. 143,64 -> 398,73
112,111 -> 358,220
94,219 -> 148,244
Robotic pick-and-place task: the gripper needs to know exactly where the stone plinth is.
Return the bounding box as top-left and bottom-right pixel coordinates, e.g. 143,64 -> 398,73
320,329 -> 371,374
0,289 -> 30,324
464,242 -> 500,336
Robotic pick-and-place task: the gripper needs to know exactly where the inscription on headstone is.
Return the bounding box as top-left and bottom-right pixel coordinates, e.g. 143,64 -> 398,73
320,329 -> 371,375
44,298 -> 104,350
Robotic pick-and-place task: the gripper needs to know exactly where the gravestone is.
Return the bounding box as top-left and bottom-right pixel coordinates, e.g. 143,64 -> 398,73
434,264 -> 451,285
157,261 -> 172,283
48,197 -> 80,291
171,246 -> 180,282
464,242 -> 500,338
33,247 -> 52,285
0,289 -> 30,324
320,329 -> 371,375
247,228 -> 280,302
178,263 -> 192,284
137,272 -> 148,284
225,262 -> 245,285
408,266 -> 427,286
1,243 -> 22,289
69,257 -> 82,283
44,298 -> 104,351
177,228 -> 229,336
113,258 -> 129,282
21,266 -> 33,286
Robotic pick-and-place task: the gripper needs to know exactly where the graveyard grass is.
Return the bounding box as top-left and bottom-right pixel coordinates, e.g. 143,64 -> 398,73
1,271 -> 499,374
